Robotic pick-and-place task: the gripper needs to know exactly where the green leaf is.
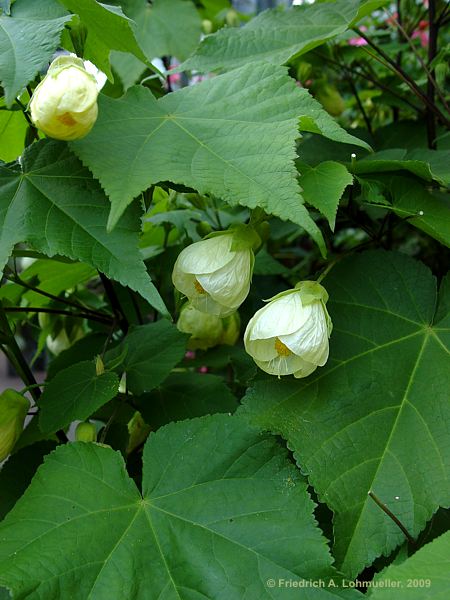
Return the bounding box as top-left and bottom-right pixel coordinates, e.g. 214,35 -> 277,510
38,360 -> 119,433
254,248 -> 290,276
0,441 -> 57,520
388,178 -> 450,247
136,372 -> 238,428
239,250 -> 450,578
0,415 -> 361,598
353,149 -> 450,187
296,88 -> 371,151
0,100 -> 28,162
71,63 -> 368,253
0,140 -> 168,315
0,0 -> 71,106
368,531 -> 450,599
178,0 -> 385,73
105,321 -> 188,395
297,161 -> 353,230
46,332 -> 108,379
58,0 -> 148,80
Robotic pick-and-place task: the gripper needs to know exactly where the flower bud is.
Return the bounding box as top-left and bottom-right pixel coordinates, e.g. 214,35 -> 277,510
244,281 -> 332,379
127,412 -> 151,454
172,226 -> 257,317
219,312 -> 240,346
0,390 -> 29,461
30,55 -> 99,141
177,302 -> 223,349
75,421 -> 97,443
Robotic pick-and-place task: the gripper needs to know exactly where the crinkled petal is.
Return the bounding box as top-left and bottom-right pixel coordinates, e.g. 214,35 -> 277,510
172,266 -> 197,298
280,302 -> 329,365
254,352 -> 309,376
293,361 -> 318,379
176,235 -> 234,274
244,336 -> 278,362
191,294 -> 234,317
197,250 -> 251,308
247,293 -> 308,341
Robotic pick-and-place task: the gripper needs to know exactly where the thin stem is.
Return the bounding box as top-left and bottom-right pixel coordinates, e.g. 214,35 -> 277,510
386,8 -> 450,118
313,50 -> 422,115
368,491 -> 416,545
355,28 -> 450,128
4,270 -> 111,319
427,0 -> 439,148
0,305 -> 41,403
3,306 -> 113,325
128,289 -> 144,325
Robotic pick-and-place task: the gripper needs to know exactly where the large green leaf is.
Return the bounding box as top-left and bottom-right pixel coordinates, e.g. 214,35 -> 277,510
0,0 -> 71,106
0,140 -> 167,315
0,101 -> 28,162
178,0 -> 386,73
368,531 -> 450,599
111,0 -> 202,88
353,149 -> 450,187
0,441 -> 57,520
105,321 -> 188,395
72,63 -> 367,252
239,250 -> 450,577
0,415 -> 360,599
58,0 -> 148,80
38,360 -> 120,433
297,161 -> 353,230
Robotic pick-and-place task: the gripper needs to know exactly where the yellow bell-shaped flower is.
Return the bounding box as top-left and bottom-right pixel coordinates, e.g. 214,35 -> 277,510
30,55 -> 99,141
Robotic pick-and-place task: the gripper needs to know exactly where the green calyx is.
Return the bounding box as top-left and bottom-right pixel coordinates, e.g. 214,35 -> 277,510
229,223 -> 261,252
203,223 -> 262,252
294,281 -> 329,304
264,280 -> 329,305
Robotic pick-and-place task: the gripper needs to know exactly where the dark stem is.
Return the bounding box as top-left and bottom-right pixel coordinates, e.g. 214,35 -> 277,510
368,490 -> 416,545
393,0 -> 403,121
427,0 -> 438,149
3,306 -> 113,325
128,289 -> 144,325
0,303 -> 41,403
355,28 -> 450,128
0,304 -> 68,443
4,270 -> 111,320
312,50 -> 422,115
99,272 -> 129,333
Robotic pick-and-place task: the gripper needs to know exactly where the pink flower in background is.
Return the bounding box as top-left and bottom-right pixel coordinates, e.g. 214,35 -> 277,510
412,20 -> 429,47
198,366 -> 209,374
185,350 -> 196,360
349,25 -> 368,46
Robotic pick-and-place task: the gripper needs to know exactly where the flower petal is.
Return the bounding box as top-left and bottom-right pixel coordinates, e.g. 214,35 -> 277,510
247,293 -> 308,340
293,361 -> 318,378
280,302 -> 329,364
244,337 -> 278,361
254,352 -> 309,376
197,250 -> 251,308
175,235 -> 234,275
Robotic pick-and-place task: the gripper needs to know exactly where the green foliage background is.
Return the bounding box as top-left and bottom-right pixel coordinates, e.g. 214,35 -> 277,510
0,0 -> 449,598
